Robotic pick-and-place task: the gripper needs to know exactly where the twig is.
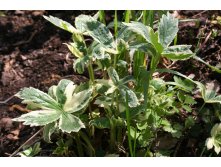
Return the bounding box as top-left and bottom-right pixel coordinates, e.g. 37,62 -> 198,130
12,29 -> 39,47
9,128 -> 43,157
0,94 -> 16,105
200,31 -> 212,50
192,10 -> 208,18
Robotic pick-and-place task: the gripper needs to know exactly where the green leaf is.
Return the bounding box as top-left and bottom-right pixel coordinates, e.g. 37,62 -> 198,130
59,113 -> 85,133
12,110 -> 61,126
119,75 -> 135,85
63,88 -> 92,113
107,67 -> 120,85
162,45 -> 193,60
16,87 -> 60,110
65,43 -> 84,58
73,56 -> 90,74
185,116 -> 195,129
149,28 -> 164,53
56,79 -> 74,105
75,15 -> 115,48
197,83 -> 221,104
173,76 -> 195,92
120,86 -> 139,108
18,142 -> 41,157
206,123 -> 221,154
122,22 -> 151,43
48,85 -> 58,101
43,15 -> 78,34
158,12 -> 178,48
43,122 -> 57,143
90,117 -> 110,129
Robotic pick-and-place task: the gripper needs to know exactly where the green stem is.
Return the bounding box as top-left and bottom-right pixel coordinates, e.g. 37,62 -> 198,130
99,10 -> 106,25
199,102 -> 206,113
200,147 -> 206,157
126,92 -> 133,157
133,128 -> 137,157
88,61 -> 95,85
142,10 -> 147,25
117,126 -> 123,144
125,10 -> 131,23
114,10 -> 118,38
113,54 -> 118,69
79,131 -> 95,156
75,134 -> 84,156
110,118 -> 116,152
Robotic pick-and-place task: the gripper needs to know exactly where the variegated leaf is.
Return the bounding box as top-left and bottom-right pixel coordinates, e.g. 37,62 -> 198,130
158,12 -> 178,48
75,15 -> 115,48
12,110 -> 60,126
63,88 -> 92,113
16,87 -> 60,110
43,15 -> 78,34
162,45 -> 193,60
59,113 -> 85,133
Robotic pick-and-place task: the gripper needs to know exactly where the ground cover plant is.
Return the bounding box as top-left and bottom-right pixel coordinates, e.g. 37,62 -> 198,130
1,10 -> 221,157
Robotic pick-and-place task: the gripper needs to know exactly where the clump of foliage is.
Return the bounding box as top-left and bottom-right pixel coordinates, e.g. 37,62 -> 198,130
13,11 -> 221,156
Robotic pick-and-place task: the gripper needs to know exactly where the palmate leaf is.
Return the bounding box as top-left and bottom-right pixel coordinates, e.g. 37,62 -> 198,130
196,82 -> 221,104
158,12 -> 178,48
13,79 -> 92,134
206,123 -> 221,154
162,45 -> 193,60
75,15 -> 115,49
59,113 -> 85,133
43,15 -> 78,34
16,87 -> 60,110
12,110 -> 61,126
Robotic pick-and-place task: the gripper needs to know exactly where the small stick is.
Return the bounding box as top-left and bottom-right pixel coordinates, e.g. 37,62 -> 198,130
0,94 -> 16,105
9,128 -> 43,157
192,10 -> 207,18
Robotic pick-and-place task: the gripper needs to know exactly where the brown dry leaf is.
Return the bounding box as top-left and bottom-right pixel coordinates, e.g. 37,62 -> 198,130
0,117 -> 13,130
6,134 -> 19,140
9,104 -> 31,113
7,129 -> 20,140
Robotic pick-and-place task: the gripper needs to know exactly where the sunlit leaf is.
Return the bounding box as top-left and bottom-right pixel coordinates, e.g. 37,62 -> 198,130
59,113 -> 85,133
75,15 -> 115,48
43,15 -> 78,33
158,12 -> 178,47
12,110 -> 61,126
107,67 -> 120,85
162,45 -> 193,60
63,88 -> 92,113
16,87 -> 60,110
120,86 -> 139,108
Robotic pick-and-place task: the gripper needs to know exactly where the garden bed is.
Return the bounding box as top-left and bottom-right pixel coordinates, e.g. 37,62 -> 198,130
0,10 -> 221,157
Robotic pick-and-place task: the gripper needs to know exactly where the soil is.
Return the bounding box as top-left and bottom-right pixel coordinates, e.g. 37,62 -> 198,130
0,10 -> 221,157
